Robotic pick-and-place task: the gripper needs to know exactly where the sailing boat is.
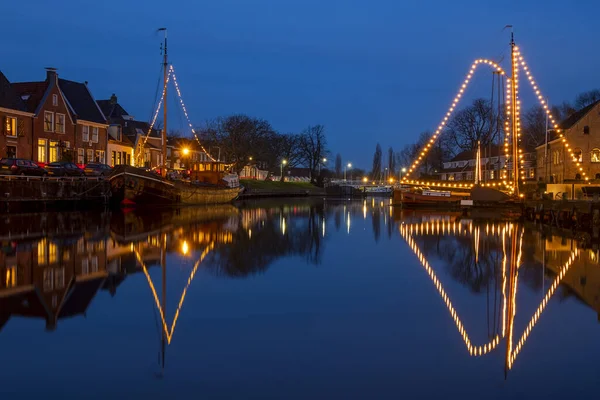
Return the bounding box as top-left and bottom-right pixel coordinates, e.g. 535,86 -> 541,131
109,28 -> 242,208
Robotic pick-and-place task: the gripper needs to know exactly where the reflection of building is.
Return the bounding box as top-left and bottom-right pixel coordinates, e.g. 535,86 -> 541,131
531,231 -> 600,318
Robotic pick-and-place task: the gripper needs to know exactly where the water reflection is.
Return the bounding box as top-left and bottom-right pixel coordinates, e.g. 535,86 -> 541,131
1,199 -> 599,383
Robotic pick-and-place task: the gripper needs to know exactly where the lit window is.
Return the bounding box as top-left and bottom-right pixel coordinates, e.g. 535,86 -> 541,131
82,125 -> 89,142
591,149 -> 600,163
92,127 -> 99,143
49,141 -> 60,163
55,113 -> 65,133
77,238 -> 85,254
87,149 -> 94,164
95,150 -> 105,163
529,168 -> 535,178
62,250 -> 71,262
38,139 -> 47,163
78,148 -> 85,164
573,148 -> 582,163
5,266 -> 16,288
5,117 -> 17,136
48,242 -> 58,264
44,111 -> 54,132
52,94 -> 58,106
37,239 -> 47,266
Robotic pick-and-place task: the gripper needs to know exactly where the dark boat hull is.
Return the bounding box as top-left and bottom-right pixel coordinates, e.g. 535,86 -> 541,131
109,165 -> 241,208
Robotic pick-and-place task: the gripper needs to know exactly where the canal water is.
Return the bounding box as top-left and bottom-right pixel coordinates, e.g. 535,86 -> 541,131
1,198 -> 599,399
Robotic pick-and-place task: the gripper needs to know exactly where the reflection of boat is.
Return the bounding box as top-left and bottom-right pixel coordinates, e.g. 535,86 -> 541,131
109,165 -> 242,208
394,187 -> 470,207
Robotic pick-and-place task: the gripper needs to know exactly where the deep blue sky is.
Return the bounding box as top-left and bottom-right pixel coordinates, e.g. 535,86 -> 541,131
2,0 -> 599,169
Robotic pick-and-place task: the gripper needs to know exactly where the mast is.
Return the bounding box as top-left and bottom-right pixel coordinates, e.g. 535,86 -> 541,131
160,28 -> 168,178
510,30 -> 519,197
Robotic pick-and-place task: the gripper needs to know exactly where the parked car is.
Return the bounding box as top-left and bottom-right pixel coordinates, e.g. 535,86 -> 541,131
44,161 -> 85,177
84,162 -> 112,176
0,158 -> 48,176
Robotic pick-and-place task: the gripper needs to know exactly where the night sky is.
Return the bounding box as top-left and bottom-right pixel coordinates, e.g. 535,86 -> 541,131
2,0 -> 599,169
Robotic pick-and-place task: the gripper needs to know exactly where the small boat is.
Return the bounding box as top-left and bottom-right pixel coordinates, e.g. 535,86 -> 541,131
109,165 -> 242,208
393,186 -> 470,207
364,186 -> 393,196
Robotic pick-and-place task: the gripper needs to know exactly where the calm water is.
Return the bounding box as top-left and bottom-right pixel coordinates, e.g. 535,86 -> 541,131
1,198 -> 599,399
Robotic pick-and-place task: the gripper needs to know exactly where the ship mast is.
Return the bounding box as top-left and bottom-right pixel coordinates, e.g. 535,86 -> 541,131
159,28 -> 168,178
510,29 -> 519,197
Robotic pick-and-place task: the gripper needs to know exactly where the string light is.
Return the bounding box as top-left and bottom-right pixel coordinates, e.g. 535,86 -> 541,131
135,69 -> 172,166
518,49 -> 589,182
402,59 -> 506,183
170,65 -> 218,162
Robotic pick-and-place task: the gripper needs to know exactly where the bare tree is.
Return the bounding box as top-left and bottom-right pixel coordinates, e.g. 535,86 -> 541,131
575,89 -> 600,110
446,98 -> 501,152
274,133 -> 304,181
199,114 -> 275,174
522,105 -> 547,149
335,153 -> 342,179
371,143 -> 382,181
298,125 -> 328,184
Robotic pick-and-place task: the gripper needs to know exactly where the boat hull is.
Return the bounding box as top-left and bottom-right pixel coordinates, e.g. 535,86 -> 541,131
109,166 -> 241,208
393,189 -> 469,207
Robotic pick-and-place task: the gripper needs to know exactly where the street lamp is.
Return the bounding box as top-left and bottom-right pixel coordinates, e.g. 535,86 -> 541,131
344,162 -> 352,182
281,159 -> 287,181
182,147 -> 190,156
319,157 -> 327,176
400,167 -> 407,181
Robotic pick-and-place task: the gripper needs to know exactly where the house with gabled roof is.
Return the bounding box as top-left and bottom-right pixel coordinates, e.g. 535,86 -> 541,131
12,67 -> 108,165
58,78 -> 108,165
97,93 -> 163,168
0,71 -> 34,159
13,68 -> 78,164
536,100 -> 600,183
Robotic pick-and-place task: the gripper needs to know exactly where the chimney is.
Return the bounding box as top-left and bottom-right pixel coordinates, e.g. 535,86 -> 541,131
45,67 -> 57,82
110,93 -> 117,105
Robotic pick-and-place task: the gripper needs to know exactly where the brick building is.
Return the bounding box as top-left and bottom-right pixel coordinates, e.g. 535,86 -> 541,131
536,100 -> 600,183
0,71 -> 34,159
12,68 -> 108,165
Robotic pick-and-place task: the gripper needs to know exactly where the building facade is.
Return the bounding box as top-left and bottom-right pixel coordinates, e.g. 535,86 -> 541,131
439,145 -> 536,183
536,100 -> 600,183
0,71 -> 34,159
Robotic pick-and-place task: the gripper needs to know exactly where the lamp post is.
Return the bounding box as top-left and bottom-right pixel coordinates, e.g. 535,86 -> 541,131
281,159 -> 287,181
319,157 -> 327,176
400,167 -> 406,182
345,162 -> 352,182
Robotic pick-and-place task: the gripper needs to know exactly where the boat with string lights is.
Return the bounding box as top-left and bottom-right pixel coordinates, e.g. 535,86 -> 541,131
108,28 -> 242,208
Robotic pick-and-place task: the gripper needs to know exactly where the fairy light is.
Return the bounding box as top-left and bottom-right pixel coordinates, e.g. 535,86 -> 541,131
170,65 -> 218,162
403,59 -> 506,184
400,222 -> 508,356
518,48 -> 589,182
135,69 -> 172,166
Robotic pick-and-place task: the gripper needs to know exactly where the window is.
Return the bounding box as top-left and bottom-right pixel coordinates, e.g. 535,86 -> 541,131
54,268 -> 65,290
91,256 -> 99,273
126,153 -> 131,165
95,150 -> 105,163
111,151 -> 116,167
43,269 -> 53,292
49,141 -> 59,163
6,146 -> 16,158
44,111 -> 54,132
77,148 -> 85,164
55,113 -> 65,133
48,242 -> 58,264
489,170 -> 495,179
38,239 -> 47,266
92,127 -> 99,143
52,94 -> 58,106
5,266 -> 16,288
529,168 -> 535,179
117,152 -> 122,165
64,141 -> 70,148
591,149 -> 600,163
37,139 -> 47,163
82,125 -> 89,142
5,117 -> 17,136
82,258 -> 89,275
573,148 -> 582,162
87,149 -> 94,163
